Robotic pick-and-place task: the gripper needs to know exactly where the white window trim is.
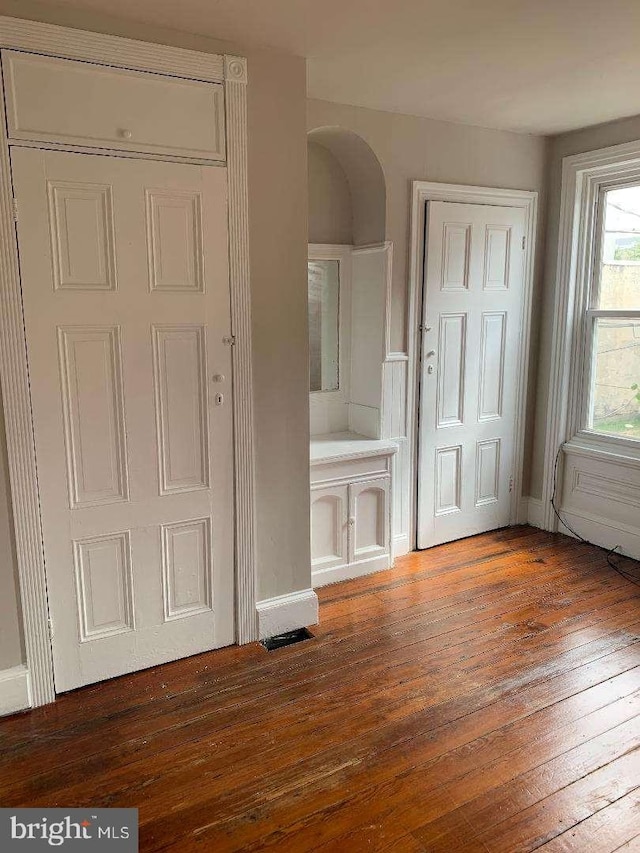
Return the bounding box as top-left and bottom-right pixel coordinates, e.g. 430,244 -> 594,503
542,139 -> 640,531
308,243 -> 352,406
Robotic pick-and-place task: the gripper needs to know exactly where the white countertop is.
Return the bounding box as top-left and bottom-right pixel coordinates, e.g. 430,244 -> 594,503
310,431 -> 398,464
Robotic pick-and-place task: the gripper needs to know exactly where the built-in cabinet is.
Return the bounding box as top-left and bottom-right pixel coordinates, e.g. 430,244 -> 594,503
3,50 -> 226,160
310,433 -> 396,586
307,240 -> 406,586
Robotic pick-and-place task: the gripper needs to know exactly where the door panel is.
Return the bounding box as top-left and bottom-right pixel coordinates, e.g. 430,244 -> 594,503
437,313 -> 466,427
74,531 -> 134,641
435,446 -> 462,516
310,485 -> 349,572
48,180 -> 116,290
12,147 -> 234,691
417,200 -> 525,548
152,324 -> 210,494
349,477 -> 389,563
58,325 -> 129,507
478,313 -> 506,421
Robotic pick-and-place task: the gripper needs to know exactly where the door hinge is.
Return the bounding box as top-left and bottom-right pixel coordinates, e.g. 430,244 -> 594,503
12,198 -> 18,222
521,236 -> 526,251
509,475 -> 514,493
47,616 -> 54,640
223,335 -> 236,346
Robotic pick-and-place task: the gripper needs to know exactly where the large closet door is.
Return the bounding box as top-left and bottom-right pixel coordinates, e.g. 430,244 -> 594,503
12,147 -> 235,691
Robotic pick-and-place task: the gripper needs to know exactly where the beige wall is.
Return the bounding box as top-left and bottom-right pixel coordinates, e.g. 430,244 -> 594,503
308,141 -> 353,244
529,114 -> 640,499
308,99 -> 549,492
309,127 -> 386,247
0,0 -> 310,672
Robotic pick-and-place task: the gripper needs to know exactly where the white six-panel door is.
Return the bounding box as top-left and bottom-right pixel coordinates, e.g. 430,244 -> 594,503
417,201 -> 526,549
11,147 -> 235,691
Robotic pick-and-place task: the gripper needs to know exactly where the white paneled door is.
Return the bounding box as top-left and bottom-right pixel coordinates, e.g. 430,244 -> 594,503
417,201 -> 526,548
11,148 -> 235,691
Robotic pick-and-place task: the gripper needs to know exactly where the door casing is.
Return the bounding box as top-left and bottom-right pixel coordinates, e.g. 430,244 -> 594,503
0,16 -> 256,707
406,182 -> 538,552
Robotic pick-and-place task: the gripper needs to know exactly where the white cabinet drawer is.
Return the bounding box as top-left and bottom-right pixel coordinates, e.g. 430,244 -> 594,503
2,50 -> 226,161
310,454 -> 391,485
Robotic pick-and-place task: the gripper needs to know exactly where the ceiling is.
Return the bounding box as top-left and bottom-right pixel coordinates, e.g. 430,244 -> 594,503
42,0 -> 640,135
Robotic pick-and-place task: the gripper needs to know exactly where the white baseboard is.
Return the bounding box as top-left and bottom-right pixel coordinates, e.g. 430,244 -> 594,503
312,553 -> 390,588
557,507 -> 640,561
0,665 -> 31,716
256,588 -> 319,640
393,533 -> 411,558
526,497 -> 545,529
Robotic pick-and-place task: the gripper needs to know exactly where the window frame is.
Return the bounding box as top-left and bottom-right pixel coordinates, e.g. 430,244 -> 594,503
571,178 -> 640,450
578,183 -> 640,440
543,141 -> 640,531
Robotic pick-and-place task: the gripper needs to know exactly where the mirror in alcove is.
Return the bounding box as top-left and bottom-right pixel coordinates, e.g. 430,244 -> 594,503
308,258 -> 340,393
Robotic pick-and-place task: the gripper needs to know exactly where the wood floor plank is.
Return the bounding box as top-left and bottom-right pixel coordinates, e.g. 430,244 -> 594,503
381,833 -> 429,853
242,691 -> 640,853
612,834 -> 640,852
132,642 -> 640,851
483,751 -> 640,852
0,534 -> 626,749
10,609 -> 638,811
537,789 -> 640,852
1,526 -> 638,853
4,562 -> 634,790
410,715 -> 640,846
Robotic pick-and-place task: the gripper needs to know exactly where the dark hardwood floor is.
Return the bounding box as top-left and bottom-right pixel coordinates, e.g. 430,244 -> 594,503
1,526 -> 640,852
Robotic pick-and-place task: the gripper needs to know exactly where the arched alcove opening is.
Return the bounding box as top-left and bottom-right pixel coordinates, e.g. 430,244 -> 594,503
306,124 -> 391,441
307,126 -> 386,246
306,129 -> 395,588
307,140 -> 353,244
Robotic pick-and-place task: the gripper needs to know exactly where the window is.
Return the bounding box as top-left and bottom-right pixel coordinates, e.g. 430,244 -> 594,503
585,185 -> 640,440
543,143 -> 640,529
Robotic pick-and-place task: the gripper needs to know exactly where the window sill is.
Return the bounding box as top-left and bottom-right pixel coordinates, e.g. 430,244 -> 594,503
564,431 -> 640,469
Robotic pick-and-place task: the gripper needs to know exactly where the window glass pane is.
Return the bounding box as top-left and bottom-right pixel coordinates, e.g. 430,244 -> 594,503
308,260 -> 339,393
590,317 -> 640,439
599,186 -> 640,309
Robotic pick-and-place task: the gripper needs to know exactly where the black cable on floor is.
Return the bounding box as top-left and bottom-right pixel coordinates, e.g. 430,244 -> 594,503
550,445 -> 640,587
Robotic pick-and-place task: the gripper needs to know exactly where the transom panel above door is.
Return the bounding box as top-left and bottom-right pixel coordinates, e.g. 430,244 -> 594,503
3,50 -> 226,160
417,200 -> 526,549
11,147 -> 235,691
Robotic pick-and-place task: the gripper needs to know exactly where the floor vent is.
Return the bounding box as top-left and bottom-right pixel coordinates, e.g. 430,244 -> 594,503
261,627 -> 314,651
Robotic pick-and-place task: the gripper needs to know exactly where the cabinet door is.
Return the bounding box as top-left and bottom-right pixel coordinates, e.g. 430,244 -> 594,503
349,477 -> 390,564
310,485 -> 349,572
3,51 -> 225,161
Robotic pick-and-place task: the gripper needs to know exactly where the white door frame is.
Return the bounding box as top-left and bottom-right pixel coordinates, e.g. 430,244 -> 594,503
406,182 -> 538,551
0,16 -> 258,707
